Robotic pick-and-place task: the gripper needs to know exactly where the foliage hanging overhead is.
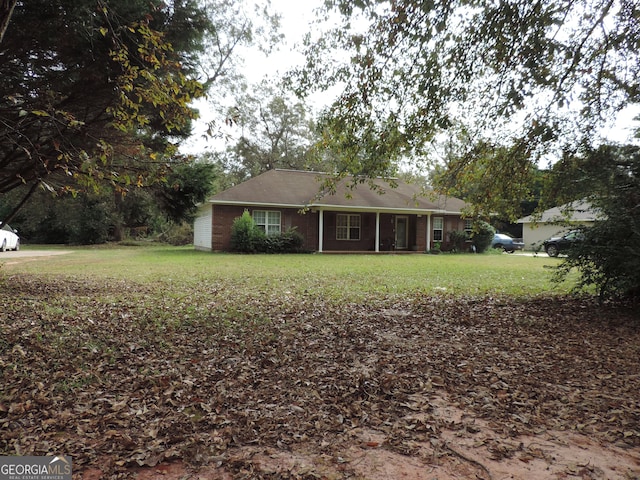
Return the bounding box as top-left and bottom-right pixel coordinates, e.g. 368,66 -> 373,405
0,0 -> 278,229
0,0 -> 212,198
295,0 -> 640,216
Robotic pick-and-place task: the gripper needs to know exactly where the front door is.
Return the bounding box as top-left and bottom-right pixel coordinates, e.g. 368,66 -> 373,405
395,216 -> 408,250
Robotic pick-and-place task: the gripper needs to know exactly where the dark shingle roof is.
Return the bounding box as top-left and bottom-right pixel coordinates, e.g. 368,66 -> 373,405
209,169 -> 467,213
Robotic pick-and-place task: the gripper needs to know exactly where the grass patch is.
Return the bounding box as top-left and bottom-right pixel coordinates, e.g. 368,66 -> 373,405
1,246 -> 571,299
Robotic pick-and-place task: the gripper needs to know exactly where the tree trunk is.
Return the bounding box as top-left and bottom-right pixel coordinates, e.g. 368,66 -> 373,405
0,180 -> 40,227
0,0 -> 17,44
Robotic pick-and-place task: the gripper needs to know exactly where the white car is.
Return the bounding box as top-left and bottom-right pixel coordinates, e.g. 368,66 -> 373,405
0,224 -> 20,251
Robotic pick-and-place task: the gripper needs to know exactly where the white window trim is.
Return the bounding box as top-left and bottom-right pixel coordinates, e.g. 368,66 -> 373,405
464,219 -> 473,235
253,210 -> 281,235
336,213 -> 361,241
433,217 -> 444,242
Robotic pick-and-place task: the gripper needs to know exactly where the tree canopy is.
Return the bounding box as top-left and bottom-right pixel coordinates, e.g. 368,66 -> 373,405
296,0 -> 640,218
0,0 -> 273,225
1,1 -> 204,194
221,84 -> 325,179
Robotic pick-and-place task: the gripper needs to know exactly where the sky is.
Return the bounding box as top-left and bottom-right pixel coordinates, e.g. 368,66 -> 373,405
180,0 -> 639,158
245,1 -> 319,83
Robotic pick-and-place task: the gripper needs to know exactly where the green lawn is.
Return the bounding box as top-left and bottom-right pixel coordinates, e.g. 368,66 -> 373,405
3,245 -> 571,299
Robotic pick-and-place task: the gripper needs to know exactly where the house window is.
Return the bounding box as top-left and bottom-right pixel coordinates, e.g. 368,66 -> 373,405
433,217 -> 443,242
336,214 -> 361,240
464,219 -> 473,235
253,210 -> 281,235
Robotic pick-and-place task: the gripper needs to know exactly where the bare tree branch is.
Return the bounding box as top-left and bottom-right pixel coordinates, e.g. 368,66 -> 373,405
0,0 -> 16,44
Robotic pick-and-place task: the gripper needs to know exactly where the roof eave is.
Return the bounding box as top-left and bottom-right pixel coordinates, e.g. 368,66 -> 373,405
209,199 -> 462,215
209,200 -> 307,209
312,205 -> 463,214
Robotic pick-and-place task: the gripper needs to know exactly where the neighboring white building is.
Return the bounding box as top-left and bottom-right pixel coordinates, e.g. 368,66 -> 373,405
517,200 -> 599,251
193,203 -> 213,251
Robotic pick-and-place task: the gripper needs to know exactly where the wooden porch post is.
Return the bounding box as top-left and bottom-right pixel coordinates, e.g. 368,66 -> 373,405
426,213 -> 431,252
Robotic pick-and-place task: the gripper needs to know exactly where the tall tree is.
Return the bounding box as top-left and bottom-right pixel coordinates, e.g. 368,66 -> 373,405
223,84 -> 323,178
295,0 -> 640,217
154,161 -> 220,223
0,0 -> 273,224
428,126 -> 542,221
1,1 -> 204,195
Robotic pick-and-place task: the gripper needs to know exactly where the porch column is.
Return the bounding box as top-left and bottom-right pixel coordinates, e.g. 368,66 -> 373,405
318,209 -> 324,253
375,212 -> 380,252
426,213 -> 431,252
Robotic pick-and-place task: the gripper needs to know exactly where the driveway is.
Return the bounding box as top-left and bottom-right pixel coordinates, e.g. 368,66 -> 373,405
0,250 -> 72,261
512,251 -> 549,257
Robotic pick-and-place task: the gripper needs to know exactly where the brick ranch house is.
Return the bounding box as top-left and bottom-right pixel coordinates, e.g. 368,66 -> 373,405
193,169 -> 470,253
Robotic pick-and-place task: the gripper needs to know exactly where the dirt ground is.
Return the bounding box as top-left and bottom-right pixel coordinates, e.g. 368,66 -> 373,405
2,274 -> 639,480
0,249 -> 72,262
82,393 -> 640,479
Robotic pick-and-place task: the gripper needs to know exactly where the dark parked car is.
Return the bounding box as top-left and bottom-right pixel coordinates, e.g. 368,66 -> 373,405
491,233 -> 524,253
543,230 -> 584,257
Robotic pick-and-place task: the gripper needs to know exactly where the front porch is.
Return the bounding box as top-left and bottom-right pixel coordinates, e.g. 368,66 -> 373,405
320,249 -> 427,254
315,210 -> 468,253
317,210 -> 429,253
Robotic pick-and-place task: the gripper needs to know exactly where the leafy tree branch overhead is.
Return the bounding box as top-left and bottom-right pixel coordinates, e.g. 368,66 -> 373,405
0,1 -> 204,197
295,0 -> 640,218
0,0 -> 274,226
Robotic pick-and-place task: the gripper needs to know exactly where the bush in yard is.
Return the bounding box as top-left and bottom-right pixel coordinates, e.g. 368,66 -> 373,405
449,230 -> 469,253
554,220 -> 640,301
550,144 -> 640,301
258,228 -> 305,253
471,221 -> 495,253
230,211 -> 264,253
281,228 -> 305,252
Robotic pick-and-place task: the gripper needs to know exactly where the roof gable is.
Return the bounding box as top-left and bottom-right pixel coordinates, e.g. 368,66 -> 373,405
209,169 -> 467,213
518,200 -> 600,224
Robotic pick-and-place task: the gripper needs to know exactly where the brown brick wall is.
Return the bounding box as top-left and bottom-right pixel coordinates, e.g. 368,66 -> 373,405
211,205 -> 243,251
428,215 -> 468,251
287,208 -> 318,251
210,206 -> 465,253
322,212 -> 378,251
211,206 -> 319,252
